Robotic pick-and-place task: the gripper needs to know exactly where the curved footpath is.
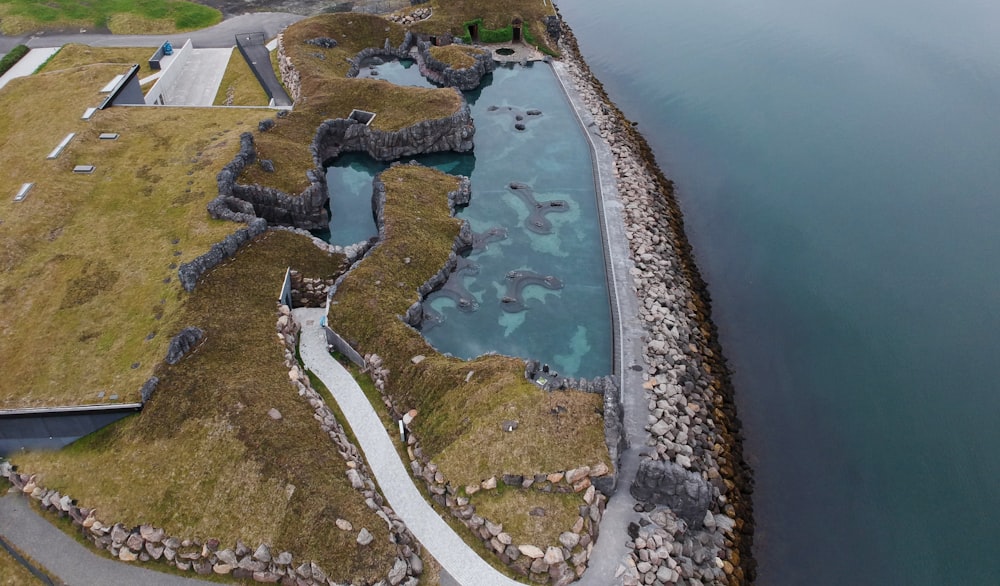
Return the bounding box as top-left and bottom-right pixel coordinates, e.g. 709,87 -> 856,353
0,491 -> 212,585
293,307 -> 522,586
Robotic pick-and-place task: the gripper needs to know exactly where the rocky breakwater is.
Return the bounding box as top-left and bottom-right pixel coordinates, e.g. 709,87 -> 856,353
553,13 -> 755,585
361,352 -> 610,586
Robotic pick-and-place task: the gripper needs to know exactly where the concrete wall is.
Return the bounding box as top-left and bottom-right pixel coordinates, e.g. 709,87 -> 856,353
144,39 -> 193,105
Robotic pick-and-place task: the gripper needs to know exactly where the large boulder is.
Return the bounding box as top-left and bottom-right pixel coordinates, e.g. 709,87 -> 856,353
630,459 -> 713,527
165,327 -> 204,365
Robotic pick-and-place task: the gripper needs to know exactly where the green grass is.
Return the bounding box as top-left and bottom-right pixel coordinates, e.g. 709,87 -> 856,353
0,0 -> 221,35
13,230 -> 400,583
0,44 -> 28,75
213,49 -> 269,107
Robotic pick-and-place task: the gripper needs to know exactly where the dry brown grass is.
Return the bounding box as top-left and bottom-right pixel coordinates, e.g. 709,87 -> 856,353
213,49 -> 269,107
0,543 -> 47,586
473,489 -> 583,547
13,230 -> 398,582
428,44 -> 480,69
38,44 -> 152,77
0,58 -> 268,408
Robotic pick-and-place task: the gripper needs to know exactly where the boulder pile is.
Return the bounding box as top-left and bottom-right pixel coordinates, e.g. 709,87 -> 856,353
553,13 -> 755,584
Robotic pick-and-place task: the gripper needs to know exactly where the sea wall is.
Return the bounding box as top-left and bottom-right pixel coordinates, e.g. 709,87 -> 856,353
553,12 -> 756,586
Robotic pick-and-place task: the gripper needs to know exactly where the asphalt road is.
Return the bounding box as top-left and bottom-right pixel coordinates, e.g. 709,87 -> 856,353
0,12 -> 303,52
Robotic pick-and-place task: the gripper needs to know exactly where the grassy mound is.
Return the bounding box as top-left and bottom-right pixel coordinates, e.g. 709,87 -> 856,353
12,230 -> 399,582
241,13 -> 464,194
0,59 -> 265,408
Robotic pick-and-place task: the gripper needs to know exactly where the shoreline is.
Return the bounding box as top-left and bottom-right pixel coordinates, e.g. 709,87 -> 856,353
552,13 -> 756,584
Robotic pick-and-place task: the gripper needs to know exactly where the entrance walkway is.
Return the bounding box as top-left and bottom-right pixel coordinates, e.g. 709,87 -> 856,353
293,307 -> 523,586
0,47 -> 59,90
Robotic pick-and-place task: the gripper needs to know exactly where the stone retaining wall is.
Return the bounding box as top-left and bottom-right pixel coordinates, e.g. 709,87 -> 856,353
177,216 -> 268,291
214,132 -> 329,229
415,41 -> 494,91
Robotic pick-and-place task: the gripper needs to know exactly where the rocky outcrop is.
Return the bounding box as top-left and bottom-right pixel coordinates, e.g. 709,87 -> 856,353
630,460 -> 713,527
176,216 -> 268,291
215,133 -> 328,229
311,101 -> 474,164
416,41 -> 494,91
165,327 -> 204,365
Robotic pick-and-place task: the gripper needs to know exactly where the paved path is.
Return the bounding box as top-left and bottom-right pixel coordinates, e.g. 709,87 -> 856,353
293,307 -> 523,586
0,490 -> 213,586
550,59 -> 649,585
0,12 -> 304,51
166,47 -> 233,106
0,47 -> 59,90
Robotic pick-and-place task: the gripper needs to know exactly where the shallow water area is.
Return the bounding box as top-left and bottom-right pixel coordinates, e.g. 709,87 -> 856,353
355,57 -> 438,88
319,62 -> 613,379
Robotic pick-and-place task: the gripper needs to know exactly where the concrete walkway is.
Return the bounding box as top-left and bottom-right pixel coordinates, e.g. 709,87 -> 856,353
550,59 -> 649,585
293,308 -> 523,586
166,47 -> 232,106
0,490 -> 212,586
0,47 -> 59,90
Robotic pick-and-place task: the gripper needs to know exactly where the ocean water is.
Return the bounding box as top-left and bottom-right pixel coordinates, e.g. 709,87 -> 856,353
556,0 -> 1000,583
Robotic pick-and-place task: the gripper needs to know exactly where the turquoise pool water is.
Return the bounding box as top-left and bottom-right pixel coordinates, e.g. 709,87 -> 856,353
320,62 -> 612,379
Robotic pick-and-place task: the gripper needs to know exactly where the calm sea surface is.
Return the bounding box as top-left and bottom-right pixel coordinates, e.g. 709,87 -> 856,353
556,0 -> 1000,583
